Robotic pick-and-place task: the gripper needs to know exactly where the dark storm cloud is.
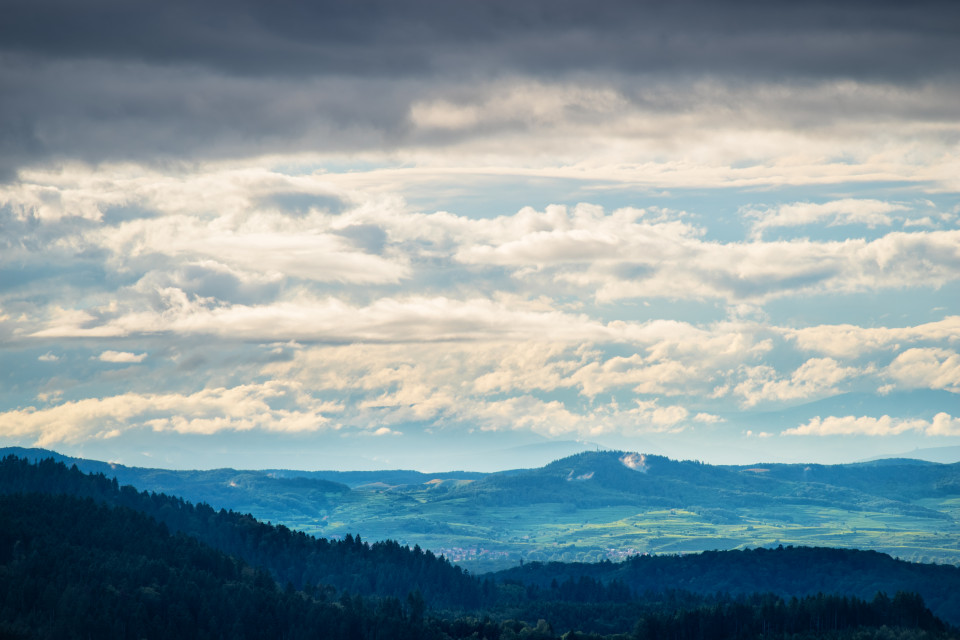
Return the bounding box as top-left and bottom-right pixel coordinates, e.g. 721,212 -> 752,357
2,0 -> 957,79
1,0 -> 957,179
0,60 -> 419,178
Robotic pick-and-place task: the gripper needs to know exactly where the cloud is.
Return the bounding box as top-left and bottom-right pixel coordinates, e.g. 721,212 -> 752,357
782,413 -> 960,437
265,341 -> 590,434
886,348 -> 960,393
465,395 -> 590,437
734,358 -> 861,408
743,198 -> 908,239
0,382 -> 342,447
16,274 -> 760,367
626,399 -> 689,432
28,292 -> 617,342
4,61 -> 960,189
452,204 -> 695,266
5,1 -> 959,80
409,83 -> 628,133
6,165 -> 960,335
693,412 -> 724,424
0,165 -> 408,323
787,316 -> 960,358
133,261 -> 284,307
928,413 -> 960,436
98,350 -> 147,363
367,427 -> 402,437
2,160 -> 956,462
28,297 -> 776,408
449,203 -> 960,304
257,340 -> 723,440
0,2 -> 957,469
37,352 -> 58,362
567,354 -> 699,397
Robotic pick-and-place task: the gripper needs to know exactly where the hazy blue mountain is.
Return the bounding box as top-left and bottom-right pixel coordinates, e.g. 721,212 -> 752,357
865,446 -> 960,465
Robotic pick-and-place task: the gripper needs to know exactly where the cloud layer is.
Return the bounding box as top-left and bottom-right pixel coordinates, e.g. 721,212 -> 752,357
1,1 -> 958,468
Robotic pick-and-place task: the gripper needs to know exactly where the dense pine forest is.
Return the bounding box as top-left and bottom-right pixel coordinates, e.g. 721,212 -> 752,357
0,455 -> 957,639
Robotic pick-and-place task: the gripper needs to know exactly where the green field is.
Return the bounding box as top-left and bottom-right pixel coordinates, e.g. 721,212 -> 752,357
252,482 -> 960,573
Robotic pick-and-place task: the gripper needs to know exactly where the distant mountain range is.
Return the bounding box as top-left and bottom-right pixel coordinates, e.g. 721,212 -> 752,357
1,450 -> 959,635
3,446 -> 960,574
865,445 -> 960,464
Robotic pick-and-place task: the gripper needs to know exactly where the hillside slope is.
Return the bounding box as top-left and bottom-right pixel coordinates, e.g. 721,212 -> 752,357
0,492 -> 414,640
0,454 -> 482,608
1,453 -> 958,633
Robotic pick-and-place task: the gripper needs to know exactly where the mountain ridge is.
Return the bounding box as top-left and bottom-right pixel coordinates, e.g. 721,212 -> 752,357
1,452 -> 959,632
4,446 -> 960,573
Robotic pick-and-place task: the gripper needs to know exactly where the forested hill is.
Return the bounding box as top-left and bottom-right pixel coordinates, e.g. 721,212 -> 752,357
0,492 -> 414,640
7,446 -> 959,526
0,494 -> 950,640
0,455 -> 483,609
495,546 -> 960,626
464,451 -> 959,515
0,454 -> 958,638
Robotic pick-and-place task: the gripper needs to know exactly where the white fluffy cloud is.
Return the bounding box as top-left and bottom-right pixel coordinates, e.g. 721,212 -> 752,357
98,350 -> 147,363
30,292 -> 618,342
257,340 -> 723,439
787,316 -> 960,359
887,348 -> 960,393
7,165 -> 960,325
734,358 -> 861,408
258,320 -> 770,406
743,198 -> 908,239
0,382 -> 342,447
0,165 -> 408,293
448,203 -> 960,304
101,218 -> 406,285
2,163 -> 958,463
569,355 -> 697,397
783,413 -> 960,437
627,399 -> 690,432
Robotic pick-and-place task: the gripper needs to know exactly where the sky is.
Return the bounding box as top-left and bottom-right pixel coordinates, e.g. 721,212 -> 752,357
1,0 -> 959,471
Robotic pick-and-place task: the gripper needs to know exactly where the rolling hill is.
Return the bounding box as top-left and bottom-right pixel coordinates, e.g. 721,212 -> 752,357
1,453 -> 959,634
3,447 -> 960,573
